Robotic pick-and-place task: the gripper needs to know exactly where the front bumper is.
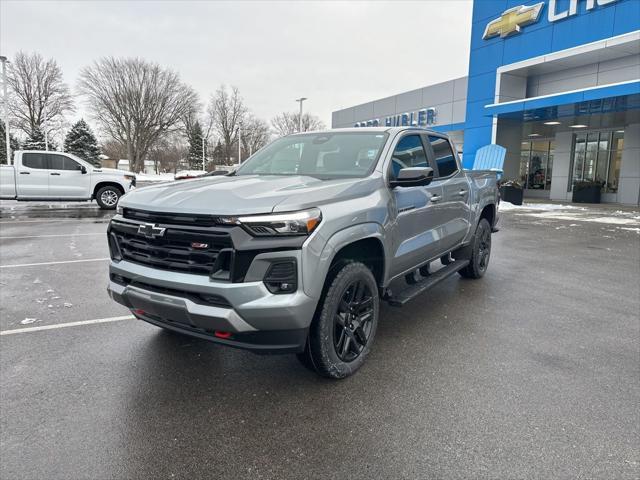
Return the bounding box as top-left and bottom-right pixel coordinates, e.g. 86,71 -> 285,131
107,258 -> 316,353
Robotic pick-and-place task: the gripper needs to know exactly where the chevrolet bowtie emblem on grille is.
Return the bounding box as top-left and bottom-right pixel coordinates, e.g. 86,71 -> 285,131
483,2 -> 544,39
138,223 -> 166,238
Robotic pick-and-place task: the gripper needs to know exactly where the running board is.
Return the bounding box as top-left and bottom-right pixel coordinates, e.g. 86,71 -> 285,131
386,259 -> 470,307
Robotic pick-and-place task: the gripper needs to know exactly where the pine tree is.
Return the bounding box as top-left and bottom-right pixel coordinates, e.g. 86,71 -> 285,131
22,126 -> 48,150
187,121 -> 204,170
0,121 -> 21,164
64,119 -> 101,166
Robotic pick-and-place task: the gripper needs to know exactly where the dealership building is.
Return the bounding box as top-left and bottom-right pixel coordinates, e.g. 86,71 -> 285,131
332,0 -> 639,204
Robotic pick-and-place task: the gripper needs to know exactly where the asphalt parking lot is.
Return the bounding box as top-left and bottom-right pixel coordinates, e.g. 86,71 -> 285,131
1,199 -> 639,480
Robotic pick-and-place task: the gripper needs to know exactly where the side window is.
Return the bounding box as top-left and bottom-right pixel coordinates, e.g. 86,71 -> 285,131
49,154 -> 80,171
22,153 -> 48,169
428,135 -> 458,177
390,135 -> 429,180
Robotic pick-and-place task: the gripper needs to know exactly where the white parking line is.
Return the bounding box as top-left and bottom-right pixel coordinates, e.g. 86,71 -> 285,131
0,315 -> 134,336
0,258 -> 110,268
0,219 -> 110,225
0,233 -> 105,240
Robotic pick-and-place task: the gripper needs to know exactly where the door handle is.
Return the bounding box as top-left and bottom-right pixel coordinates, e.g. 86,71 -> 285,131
19,171 -> 30,175
430,195 -> 442,202
50,172 -> 61,176
458,190 -> 467,196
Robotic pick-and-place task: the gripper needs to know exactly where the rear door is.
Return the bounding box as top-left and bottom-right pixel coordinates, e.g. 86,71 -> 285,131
47,153 -> 91,198
16,153 -> 50,197
387,133 -> 446,278
425,134 -> 471,252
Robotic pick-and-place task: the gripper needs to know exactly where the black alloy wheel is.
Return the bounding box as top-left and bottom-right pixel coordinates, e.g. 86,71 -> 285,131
333,279 -> 375,362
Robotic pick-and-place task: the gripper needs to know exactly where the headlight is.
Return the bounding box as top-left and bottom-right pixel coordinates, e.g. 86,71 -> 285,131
116,204 -> 123,215
123,174 -> 135,181
238,208 -> 322,236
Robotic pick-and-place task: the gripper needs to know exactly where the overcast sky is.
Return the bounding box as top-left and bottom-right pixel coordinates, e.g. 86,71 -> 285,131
1,0 -> 472,129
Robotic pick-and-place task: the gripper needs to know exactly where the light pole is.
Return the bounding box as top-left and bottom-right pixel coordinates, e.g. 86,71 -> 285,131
237,123 -> 242,164
202,136 -> 205,172
295,97 -> 307,132
1,56 -> 10,165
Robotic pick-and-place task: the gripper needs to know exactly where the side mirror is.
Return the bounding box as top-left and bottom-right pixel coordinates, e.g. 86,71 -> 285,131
80,165 -> 87,174
390,167 -> 434,188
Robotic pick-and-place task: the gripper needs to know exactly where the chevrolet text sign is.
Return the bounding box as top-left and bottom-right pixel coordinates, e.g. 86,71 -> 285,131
483,0 -> 620,40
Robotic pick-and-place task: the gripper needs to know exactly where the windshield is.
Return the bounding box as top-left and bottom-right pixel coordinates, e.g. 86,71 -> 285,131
235,132 -> 388,179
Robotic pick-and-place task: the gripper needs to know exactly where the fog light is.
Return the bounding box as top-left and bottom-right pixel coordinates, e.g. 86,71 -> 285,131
264,260 -> 297,294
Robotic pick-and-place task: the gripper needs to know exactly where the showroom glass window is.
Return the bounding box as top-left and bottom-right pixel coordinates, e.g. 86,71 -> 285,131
519,140 -> 554,191
570,130 -> 624,192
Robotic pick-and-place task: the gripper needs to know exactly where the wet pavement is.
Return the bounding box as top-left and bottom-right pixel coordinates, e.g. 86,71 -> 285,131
1,200 -> 639,479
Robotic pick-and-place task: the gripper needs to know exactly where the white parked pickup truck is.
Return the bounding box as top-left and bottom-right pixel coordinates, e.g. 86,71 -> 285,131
0,151 -> 136,209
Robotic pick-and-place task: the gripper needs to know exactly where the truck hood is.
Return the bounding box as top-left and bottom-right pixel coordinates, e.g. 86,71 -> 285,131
119,174 -> 379,215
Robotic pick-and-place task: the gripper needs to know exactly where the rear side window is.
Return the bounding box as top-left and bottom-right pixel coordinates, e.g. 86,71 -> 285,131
390,135 -> 430,180
428,136 -> 458,177
22,153 -> 48,169
49,154 -> 80,171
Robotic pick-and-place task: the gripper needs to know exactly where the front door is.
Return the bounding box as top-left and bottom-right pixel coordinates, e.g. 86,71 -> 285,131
47,153 -> 91,198
388,134 -> 445,278
425,134 -> 471,253
16,152 -> 50,197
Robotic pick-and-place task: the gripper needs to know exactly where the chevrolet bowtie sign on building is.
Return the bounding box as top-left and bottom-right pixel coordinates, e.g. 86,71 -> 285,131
333,0 -> 639,205
483,3 -> 544,39
484,0 -> 621,39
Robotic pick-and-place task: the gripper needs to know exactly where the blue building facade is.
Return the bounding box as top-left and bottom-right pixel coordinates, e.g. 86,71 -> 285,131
332,0 -> 640,204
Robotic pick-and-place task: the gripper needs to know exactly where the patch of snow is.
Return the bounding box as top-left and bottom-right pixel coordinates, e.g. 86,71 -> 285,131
33,278 -> 42,284
134,172 -> 176,182
20,318 -> 38,325
63,302 -> 73,308
618,227 -> 640,233
499,202 -> 586,212
515,212 -> 640,225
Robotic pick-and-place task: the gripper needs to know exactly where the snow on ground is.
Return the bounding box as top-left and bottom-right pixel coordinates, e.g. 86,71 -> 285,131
498,202 -> 586,212
499,201 -> 640,227
131,172 -> 176,182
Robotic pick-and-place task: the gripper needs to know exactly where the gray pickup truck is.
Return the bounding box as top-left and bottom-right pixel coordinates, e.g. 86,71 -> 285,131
107,127 -> 499,378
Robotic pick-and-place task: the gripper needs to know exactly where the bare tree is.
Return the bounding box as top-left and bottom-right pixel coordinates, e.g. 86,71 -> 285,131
78,57 -> 199,172
7,51 -> 74,138
207,86 -> 247,164
241,116 -> 271,158
271,111 -> 325,137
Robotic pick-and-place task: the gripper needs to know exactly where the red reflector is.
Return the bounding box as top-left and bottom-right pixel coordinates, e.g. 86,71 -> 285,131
132,309 -> 146,316
214,330 -> 233,339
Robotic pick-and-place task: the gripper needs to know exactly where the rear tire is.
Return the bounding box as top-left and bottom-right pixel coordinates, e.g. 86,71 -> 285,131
459,218 -> 492,279
300,262 -> 379,379
96,185 -> 122,210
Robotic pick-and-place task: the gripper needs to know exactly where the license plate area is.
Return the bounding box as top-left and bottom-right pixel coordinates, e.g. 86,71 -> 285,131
127,288 -> 191,326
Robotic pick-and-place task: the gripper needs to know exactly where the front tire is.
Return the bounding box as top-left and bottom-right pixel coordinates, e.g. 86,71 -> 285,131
459,218 -> 492,279
300,262 -> 379,379
96,185 -> 122,210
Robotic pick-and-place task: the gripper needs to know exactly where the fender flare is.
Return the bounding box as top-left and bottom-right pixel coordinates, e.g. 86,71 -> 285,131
302,222 -> 387,300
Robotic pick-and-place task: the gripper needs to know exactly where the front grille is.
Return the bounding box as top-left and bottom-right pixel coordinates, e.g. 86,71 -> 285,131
123,208 -> 222,228
110,220 -> 232,275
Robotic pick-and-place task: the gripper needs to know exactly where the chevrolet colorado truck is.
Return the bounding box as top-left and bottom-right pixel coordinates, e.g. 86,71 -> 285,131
0,151 -> 135,209
107,128 -> 499,378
